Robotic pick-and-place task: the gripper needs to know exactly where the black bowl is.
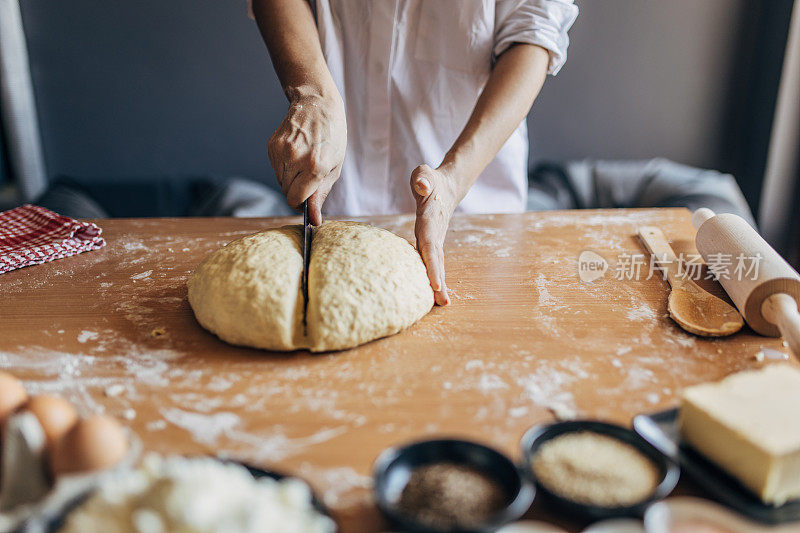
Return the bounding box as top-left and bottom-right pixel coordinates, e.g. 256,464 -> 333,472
373,438 -> 535,533
235,462 -> 335,526
520,420 -> 679,521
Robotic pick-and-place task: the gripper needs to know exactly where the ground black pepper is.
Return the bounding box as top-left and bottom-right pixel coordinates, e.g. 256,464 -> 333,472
397,462 -> 507,529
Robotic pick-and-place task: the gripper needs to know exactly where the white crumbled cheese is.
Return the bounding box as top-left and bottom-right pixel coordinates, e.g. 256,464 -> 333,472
60,455 -> 336,533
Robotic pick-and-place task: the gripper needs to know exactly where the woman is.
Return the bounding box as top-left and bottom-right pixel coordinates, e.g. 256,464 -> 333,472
251,0 -> 578,305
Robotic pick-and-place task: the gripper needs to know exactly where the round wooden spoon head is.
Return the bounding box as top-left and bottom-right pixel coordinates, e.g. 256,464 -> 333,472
668,284 -> 744,337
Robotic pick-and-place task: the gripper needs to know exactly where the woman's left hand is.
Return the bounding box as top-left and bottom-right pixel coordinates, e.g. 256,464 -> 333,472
410,164 -> 458,306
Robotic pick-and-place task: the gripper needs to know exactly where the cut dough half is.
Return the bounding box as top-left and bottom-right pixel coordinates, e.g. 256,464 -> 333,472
188,222 -> 434,352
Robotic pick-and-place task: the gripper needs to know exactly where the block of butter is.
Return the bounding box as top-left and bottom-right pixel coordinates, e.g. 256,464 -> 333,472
679,363 -> 800,506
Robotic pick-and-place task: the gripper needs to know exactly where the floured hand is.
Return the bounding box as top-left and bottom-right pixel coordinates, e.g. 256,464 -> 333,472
268,90 -> 346,225
410,164 -> 457,306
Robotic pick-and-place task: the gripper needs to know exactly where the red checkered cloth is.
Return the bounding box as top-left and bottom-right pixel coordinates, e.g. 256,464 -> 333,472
0,204 -> 105,274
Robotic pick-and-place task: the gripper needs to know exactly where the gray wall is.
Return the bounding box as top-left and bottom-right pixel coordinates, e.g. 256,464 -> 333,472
19,0 -> 749,189
21,0 -> 283,182
529,0 -> 747,171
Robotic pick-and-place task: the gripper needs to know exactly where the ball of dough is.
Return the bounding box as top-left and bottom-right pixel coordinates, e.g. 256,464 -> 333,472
188,222 -> 434,352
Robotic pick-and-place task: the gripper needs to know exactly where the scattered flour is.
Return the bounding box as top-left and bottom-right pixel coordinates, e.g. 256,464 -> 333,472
626,303 -> 657,322
161,408 -> 241,446
121,239 -> 148,252
161,407 -> 350,464
77,330 -> 99,343
550,404 -> 578,421
297,463 -> 373,509
208,376 -> 235,392
447,287 -> 475,301
458,234 -> 482,245
509,406 -> 528,418
624,366 -> 656,389
147,420 -> 168,432
130,270 -> 153,280
465,360 -> 484,371
227,426 -> 350,464
477,374 -> 508,392
755,348 -> 789,362
1,344 -> 183,412
104,384 -> 126,397
534,274 -> 559,307
517,360 -> 585,420
669,334 -> 696,348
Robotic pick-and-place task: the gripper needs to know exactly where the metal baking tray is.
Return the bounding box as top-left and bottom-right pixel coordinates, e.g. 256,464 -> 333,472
633,408 -> 800,524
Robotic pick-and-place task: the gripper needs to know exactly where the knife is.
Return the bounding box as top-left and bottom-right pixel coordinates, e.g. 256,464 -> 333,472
302,200 -> 311,327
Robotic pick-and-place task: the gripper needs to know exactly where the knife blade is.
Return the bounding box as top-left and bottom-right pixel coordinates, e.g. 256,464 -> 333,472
302,200 -> 311,326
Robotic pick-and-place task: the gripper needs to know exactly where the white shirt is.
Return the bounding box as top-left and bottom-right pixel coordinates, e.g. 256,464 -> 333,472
250,0 -> 578,216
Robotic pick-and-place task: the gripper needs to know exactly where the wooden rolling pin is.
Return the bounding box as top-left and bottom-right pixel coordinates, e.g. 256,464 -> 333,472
692,208 -> 800,357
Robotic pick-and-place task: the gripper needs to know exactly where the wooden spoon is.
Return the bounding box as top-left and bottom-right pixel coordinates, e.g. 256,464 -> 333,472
638,226 -> 743,337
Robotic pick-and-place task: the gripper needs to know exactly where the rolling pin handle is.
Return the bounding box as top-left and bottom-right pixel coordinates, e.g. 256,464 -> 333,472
692,208 -> 716,229
761,293 -> 800,359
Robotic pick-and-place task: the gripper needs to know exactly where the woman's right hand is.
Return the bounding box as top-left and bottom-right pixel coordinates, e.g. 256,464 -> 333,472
267,88 -> 346,225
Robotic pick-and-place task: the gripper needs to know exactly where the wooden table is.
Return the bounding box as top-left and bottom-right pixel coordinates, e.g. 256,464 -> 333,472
0,209 -> 792,531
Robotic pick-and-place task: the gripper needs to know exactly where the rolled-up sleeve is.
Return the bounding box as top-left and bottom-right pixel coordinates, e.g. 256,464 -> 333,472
493,0 -> 579,75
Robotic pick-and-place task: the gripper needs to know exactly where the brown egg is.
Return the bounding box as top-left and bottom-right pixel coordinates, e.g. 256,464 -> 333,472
23,395 -> 78,444
0,371 -> 28,423
48,415 -> 128,476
